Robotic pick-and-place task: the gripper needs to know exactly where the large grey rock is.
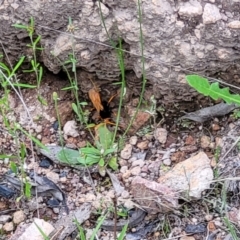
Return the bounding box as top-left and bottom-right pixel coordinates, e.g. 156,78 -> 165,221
0,1 -> 240,101
158,151 -> 213,199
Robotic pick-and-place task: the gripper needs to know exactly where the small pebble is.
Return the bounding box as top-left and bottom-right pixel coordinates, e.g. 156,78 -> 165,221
53,208 -> 60,214
3,221 -> 14,232
154,128 -> 168,144
39,158 -> 52,168
131,159 -> 145,167
119,159 -> 128,166
46,172 -> 59,183
137,140 -> 149,150
212,123 -> 220,131
200,135 -> 211,149
52,121 -> 59,131
47,198 -> 60,208
60,177 -> 67,183
13,210 -> 25,224
122,170 -> 131,179
120,166 -> 128,173
121,190 -> 130,198
163,158 -> 171,166
120,144 -> 132,160
35,125 -> 43,133
130,166 -> 141,176
4,158 -> 9,165
129,136 -> 138,145
37,134 -> 42,140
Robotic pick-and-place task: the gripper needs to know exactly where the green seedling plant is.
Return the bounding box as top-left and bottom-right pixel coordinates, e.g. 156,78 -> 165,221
56,17 -> 87,124
12,17 -> 46,106
57,123 -> 118,175
186,75 -> 240,105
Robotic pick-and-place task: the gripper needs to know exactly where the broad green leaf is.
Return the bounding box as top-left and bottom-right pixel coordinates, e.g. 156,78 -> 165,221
84,156 -> 100,165
80,147 -> 101,156
108,157 -> 118,170
96,124 -> 113,150
186,75 -> 240,105
58,149 -> 81,165
103,148 -> 116,156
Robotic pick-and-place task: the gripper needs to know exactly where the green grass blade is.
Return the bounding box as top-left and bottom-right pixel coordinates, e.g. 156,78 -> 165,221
90,215 -> 106,240
10,56 -> 25,77
118,223 -> 128,240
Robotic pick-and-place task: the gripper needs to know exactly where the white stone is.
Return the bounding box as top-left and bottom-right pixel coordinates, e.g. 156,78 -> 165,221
46,171 -> 60,183
18,218 -> 54,240
130,166 -> 141,176
3,221 -> 14,232
35,125 -> 43,133
178,0 -> 202,17
131,159 -> 145,168
13,210 -> 26,224
154,128 -> 168,144
228,21 -> 240,29
129,136 -> 138,145
63,120 -> 79,137
203,4 -> 221,24
120,144 -> 132,160
158,152 -> 213,199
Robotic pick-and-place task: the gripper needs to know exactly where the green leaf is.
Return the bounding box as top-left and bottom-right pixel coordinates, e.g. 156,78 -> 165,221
0,155 -> 17,159
10,161 -> 18,174
90,215 -> 106,240
96,124 -> 113,151
118,223 -> 128,240
80,147 -> 101,156
39,66 -> 43,82
108,157 -> 118,170
25,181 -> 32,199
186,75 -> 240,105
20,143 -> 26,160
57,148 -> 100,166
12,24 -> 28,29
62,86 -> 75,91
99,158 -> 105,167
13,83 -> 36,88
80,102 -> 88,106
103,148 -> 116,156
86,123 -> 96,128
83,155 -> 100,165
9,56 -> 25,77
37,95 -> 48,106
58,149 -> 82,165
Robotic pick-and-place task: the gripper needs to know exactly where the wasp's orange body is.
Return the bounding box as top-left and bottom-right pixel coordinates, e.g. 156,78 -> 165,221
88,83 -> 104,113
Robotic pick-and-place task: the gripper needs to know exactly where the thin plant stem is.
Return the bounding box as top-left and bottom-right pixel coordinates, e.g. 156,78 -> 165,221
123,0 -> 147,136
